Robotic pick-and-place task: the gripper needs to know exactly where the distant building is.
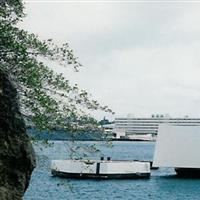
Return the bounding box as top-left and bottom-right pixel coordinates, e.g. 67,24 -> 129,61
113,116 -> 200,140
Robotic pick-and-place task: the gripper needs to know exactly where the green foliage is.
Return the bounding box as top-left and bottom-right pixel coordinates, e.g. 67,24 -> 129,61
0,0 -> 113,132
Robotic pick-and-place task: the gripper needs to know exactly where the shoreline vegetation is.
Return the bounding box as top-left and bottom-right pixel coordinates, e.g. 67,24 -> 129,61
27,127 -> 155,142
27,127 -> 106,141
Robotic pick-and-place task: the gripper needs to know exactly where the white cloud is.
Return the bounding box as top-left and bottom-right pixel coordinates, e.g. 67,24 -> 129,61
20,2 -> 200,119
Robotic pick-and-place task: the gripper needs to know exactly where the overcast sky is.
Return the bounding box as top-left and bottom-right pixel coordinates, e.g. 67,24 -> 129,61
21,0 -> 200,120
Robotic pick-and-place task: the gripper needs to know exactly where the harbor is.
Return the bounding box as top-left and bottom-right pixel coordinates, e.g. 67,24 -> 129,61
50,123 -> 200,180
24,140 -> 200,200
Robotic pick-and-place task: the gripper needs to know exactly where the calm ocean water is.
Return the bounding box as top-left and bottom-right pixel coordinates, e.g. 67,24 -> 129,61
24,141 -> 200,200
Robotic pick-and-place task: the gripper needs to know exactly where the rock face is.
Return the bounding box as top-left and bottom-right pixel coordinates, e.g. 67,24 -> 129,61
0,69 -> 36,200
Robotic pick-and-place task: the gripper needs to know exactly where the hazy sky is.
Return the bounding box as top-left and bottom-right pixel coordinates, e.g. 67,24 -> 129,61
21,1 -> 200,119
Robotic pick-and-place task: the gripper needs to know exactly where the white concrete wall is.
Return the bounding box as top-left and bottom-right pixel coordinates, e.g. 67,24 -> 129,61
153,124 -> 200,168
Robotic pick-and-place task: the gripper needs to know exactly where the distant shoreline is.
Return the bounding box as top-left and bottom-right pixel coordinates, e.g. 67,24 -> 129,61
27,127 -> 155,142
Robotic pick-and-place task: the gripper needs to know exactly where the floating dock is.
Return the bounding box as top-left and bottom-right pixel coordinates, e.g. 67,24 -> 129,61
51,159 -> 150,179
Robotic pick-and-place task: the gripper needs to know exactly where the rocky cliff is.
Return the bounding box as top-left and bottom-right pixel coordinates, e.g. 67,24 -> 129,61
0,69 -> 36,200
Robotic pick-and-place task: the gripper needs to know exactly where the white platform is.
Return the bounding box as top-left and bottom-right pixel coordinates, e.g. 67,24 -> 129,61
51,159 -> 150,179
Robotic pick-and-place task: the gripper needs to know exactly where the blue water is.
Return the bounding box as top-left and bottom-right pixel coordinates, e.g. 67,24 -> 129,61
24,141 -> 200,200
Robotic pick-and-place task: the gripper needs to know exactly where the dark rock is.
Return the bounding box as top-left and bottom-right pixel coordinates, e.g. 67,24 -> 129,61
0,69 -> 36,200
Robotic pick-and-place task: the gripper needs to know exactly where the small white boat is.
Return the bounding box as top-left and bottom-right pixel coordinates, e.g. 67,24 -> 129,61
51,158 -> 150,179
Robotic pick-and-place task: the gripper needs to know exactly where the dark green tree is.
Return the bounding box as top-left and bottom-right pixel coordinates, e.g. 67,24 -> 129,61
0,0 -> 113,133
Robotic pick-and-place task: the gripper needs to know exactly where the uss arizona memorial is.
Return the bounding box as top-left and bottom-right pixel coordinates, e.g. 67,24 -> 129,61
104,115 -> 200,140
